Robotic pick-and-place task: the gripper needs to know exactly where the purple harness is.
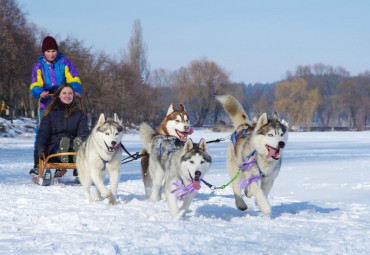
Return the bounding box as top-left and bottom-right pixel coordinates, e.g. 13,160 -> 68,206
238,150 -> 264,189
171,180 -> 196,200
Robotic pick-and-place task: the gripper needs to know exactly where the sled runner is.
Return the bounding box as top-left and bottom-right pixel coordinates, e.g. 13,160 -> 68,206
33,94 -> 84,186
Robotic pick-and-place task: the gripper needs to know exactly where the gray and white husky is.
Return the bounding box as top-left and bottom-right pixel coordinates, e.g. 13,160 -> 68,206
141,103 -> 193,199
217,94 -> 288,215
76,113 -> 124,205
140,123 -> 211,219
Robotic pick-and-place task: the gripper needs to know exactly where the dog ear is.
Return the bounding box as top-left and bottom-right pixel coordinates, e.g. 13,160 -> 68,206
166,104 -> 174,116
97,113 -> 105,127
198,138 -> 209,154
183,138 -> 194,153
180,103 -> 185,112
252,116 -> 257,123
256,113 -> 268,129
113,113 -> 122,125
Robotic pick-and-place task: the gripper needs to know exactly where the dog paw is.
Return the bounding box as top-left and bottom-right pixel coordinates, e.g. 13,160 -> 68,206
237,204 -> 248,211
172,210 -> 185,221
261,205 -> 271,215
148,194 -> 159,202
101,190 -> 111,198
85,196 -> 94,203
161,193 -> 167,202
108,198 -> 117,206
235,197 -> 248,211
257,200 -> 271,215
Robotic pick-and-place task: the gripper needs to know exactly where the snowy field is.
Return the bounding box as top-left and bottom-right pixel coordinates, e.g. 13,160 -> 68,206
0,126 -> 370,254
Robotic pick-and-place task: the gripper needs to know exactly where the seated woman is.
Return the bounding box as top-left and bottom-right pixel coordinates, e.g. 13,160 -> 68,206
37,83 -> 90,178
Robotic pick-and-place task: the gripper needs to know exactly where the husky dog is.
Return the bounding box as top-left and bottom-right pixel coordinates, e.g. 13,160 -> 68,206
141,104 -> 193,198
76,113 -> 124,205
157,104 -> 193,140
217,94 -> 288,214
140,123 -> 211,219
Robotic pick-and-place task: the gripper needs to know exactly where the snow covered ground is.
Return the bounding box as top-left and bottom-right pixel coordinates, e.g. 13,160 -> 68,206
0,119 -> 369,254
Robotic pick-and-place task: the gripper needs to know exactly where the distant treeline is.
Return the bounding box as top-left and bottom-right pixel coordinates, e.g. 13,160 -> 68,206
1,0 -> 369,131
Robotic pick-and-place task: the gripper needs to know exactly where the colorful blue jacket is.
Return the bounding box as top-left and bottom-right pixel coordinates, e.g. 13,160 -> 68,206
30,53 -> 82,109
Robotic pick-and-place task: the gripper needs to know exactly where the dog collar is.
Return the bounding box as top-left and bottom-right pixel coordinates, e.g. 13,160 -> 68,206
100,156 -> 109,171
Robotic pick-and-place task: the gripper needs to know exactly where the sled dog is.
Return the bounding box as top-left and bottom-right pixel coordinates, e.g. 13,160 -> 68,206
217,94 -> 288,214
77,113 -> 124,205
141,104 -> 193,198
140,123 -> 211,219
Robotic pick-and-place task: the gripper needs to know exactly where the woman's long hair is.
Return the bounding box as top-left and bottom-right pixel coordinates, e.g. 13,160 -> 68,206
43,84 -> 80,118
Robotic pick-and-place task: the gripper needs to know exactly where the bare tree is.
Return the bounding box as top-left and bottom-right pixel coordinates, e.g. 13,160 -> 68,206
285,63 -> 350,127
128,19 -> 150,83
275,78 -> 320,131
147,68 -> 175,125
0,0 -> 39,117
336,74 -> 370,131
173,57 -> 231,126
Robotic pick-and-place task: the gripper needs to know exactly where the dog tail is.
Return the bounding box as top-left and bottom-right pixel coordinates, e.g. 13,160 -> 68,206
216,94 -> 250,128
139,122 -> 156,154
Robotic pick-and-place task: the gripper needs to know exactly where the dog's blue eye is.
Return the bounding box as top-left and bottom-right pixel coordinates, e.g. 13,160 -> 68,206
115,133 -> 119,135
190,160 -> 194,164
268,134 -> 273,137
201,160 -> 205,164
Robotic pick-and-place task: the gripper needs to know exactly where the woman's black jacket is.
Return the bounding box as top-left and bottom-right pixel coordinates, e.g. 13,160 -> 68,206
37,101 -> 90,156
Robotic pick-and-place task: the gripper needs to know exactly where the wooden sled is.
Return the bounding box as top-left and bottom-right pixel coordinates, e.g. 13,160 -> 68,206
33,152 -> 78,186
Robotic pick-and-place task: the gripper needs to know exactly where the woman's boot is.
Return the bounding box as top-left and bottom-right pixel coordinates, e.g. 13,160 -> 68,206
29,149 -> 39,175
59,137 -> 70,163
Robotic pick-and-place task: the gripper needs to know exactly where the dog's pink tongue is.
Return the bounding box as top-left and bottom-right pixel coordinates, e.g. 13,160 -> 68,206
192,179 -> 201,190
266,147 -> 278,159
187,128 -> 194,135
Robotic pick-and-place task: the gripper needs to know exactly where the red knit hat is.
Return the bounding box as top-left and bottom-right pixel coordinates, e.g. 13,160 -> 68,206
41,36 -> 58,53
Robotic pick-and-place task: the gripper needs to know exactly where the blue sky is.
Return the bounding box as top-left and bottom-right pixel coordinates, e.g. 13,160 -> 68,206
18,0 -> 370,84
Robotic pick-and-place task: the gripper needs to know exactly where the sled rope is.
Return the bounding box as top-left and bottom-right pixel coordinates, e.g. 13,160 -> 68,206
120,143 -> 149,164
206,134 -> 231,144
201,168 -> 242,190
202,150 -> 261,190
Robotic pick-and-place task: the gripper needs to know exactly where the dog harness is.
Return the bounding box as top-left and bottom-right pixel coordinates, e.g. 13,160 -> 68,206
159,139 -> 177,155
201,150 -> 264,190
238,150 -> 264,189
231,128 -> 248,147
171,180 -> 197,200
